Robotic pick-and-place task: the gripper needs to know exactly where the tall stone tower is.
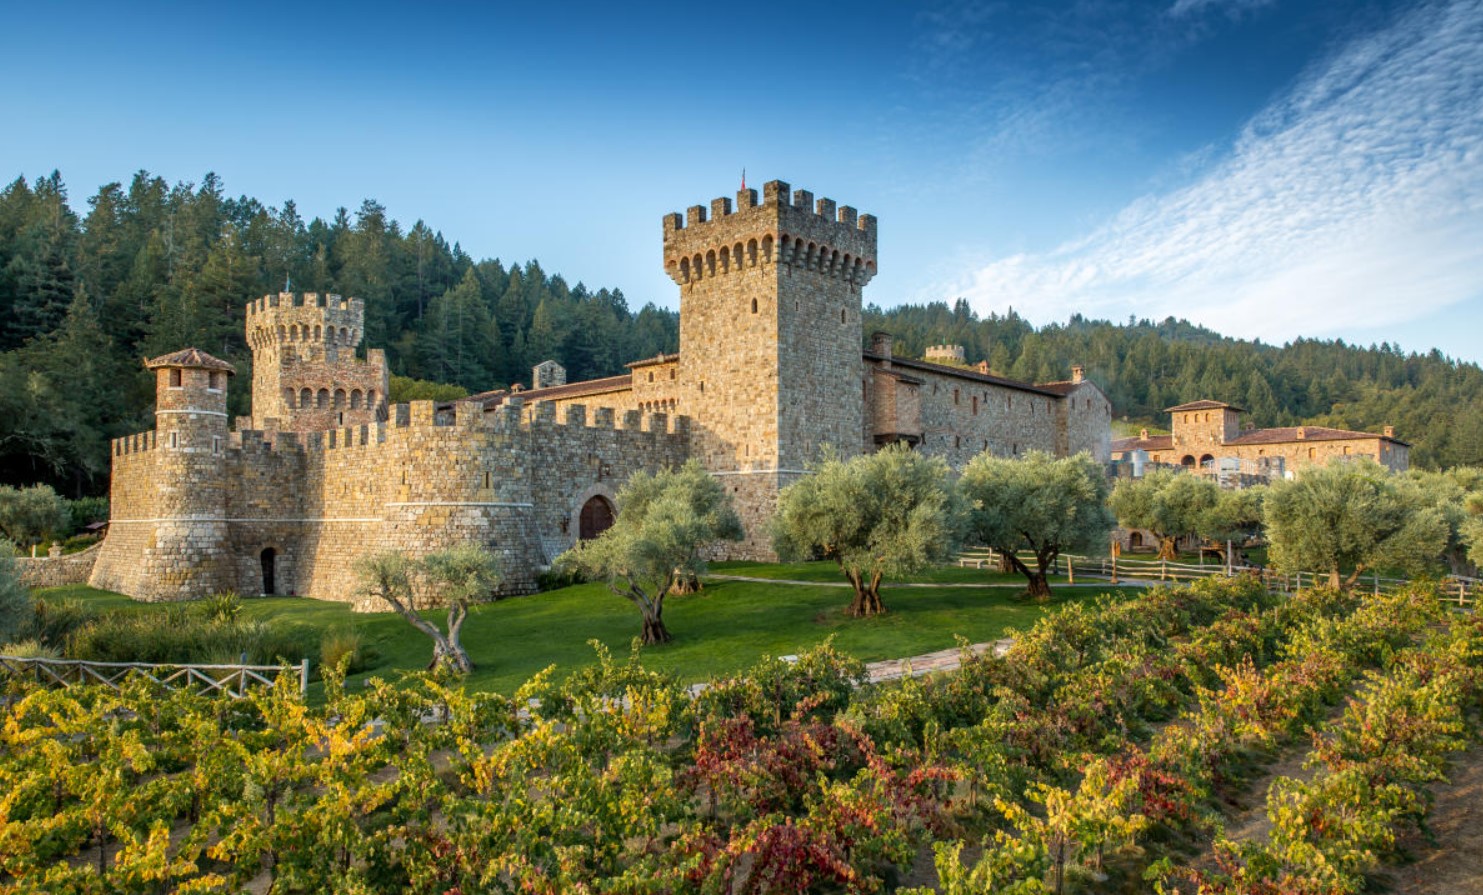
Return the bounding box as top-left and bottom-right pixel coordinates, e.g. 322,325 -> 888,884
663,180 -> 877,555
142,349 -> 235,599
245,292 -> 390,432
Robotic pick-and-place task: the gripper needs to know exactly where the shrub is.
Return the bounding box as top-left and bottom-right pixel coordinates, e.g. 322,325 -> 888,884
320,626 -> 375,674
58,533 -> 100,554
0,541 -> 31,643
1,639 -> 61,659
26,597 -> 97,649
67,609 -> 314,666
200,592 -> 242,623
65,496 -> 109,535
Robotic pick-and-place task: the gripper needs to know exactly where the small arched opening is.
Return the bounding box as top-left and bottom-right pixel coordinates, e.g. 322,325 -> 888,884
260,548 -> 277,595
1129,532 -> 1145,549
1199,454 -> 1215,469
578,495 -> 616,541
1181,455 -> 1196,468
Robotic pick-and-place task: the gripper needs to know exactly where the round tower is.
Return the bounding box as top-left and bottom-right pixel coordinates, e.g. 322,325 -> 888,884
245,292 -> 389,432
142,348 -> 236,600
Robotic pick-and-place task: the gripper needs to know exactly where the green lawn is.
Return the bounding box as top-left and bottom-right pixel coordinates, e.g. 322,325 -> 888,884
35,564 -> 1132,697
709,560 -> 1083,585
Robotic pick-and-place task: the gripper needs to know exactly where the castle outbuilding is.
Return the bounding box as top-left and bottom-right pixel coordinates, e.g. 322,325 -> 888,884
93,181 -> 1112,603
1111,399 -> 1409,478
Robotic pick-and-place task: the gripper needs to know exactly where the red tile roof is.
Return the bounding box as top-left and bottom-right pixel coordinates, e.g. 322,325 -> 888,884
144,348 -> 236,374
1165,399 -> 1242,413
1225,426 -> 1407,447
1112,434 -> 1174,453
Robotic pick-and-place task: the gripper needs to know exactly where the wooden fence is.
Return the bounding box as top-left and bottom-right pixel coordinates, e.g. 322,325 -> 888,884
958,548 -> 1476,608
0,656 -> 311,698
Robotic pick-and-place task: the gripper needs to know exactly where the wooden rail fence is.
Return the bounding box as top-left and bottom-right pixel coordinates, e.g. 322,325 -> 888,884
0,656 -> 311,698
957,548 -> 1476,608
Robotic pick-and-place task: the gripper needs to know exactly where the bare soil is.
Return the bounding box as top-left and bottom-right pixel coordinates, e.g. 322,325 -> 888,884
1375,742 -> 1483,895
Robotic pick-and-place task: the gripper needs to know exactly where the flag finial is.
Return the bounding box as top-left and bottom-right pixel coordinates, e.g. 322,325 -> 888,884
741,168 -> 746,191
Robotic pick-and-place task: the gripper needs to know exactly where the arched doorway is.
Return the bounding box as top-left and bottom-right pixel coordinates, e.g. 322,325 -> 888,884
578,496 -> 616,541
1129,531 -> 1144,549
260,548 -> 276,595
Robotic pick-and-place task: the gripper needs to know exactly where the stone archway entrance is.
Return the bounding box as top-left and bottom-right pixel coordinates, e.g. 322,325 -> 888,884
260,548 -> 277,595
578,495 -> 616,541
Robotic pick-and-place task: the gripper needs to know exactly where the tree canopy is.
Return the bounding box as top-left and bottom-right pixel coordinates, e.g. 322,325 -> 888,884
556,460 -> 743,645
959,450 -> 1113,599
353,544 -> 500,674
1263,459 -> 1448,589
1107,469 -> 1221,561
773,444 -> 964,617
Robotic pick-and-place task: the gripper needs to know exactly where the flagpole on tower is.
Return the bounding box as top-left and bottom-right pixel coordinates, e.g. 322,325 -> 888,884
741,168 -> 746,191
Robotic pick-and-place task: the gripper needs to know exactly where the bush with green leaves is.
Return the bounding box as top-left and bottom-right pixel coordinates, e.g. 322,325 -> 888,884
0,539 -> 31,644
66,604 -> 313,666
0,485 -> 70,551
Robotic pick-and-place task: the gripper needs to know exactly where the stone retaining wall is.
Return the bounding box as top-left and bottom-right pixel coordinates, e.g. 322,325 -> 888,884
17,542 -> 103,589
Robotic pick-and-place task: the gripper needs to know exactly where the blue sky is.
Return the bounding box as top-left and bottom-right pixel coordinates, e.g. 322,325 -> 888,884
3,0 -> 1480,362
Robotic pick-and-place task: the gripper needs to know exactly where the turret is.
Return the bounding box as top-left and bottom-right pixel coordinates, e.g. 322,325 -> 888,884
244,292 -> 389,432
141,348 -> 236,598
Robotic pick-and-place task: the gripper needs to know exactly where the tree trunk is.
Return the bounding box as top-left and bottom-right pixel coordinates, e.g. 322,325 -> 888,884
846,570 -> 886,617
442,600 -> 475,674
641,610 -> 672,644
1157,536 -> 1178,562
1330,567 -> 1344,590
1024,572 -> 1053,601
669,570 -> 702,595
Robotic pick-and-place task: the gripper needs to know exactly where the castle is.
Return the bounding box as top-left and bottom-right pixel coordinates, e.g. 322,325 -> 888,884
1111,400 -> 1408,482
90,181 -> 1112,604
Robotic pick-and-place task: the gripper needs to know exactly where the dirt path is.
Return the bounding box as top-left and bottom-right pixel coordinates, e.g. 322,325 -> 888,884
1377,742 -> 1483,895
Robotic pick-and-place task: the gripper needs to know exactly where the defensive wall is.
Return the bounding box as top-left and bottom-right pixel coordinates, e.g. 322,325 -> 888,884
91,398 -> 688,603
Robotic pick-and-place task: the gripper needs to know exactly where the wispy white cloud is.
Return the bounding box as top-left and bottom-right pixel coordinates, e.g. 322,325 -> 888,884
1168,0 -> 1277,19
942,0 -> 1483,346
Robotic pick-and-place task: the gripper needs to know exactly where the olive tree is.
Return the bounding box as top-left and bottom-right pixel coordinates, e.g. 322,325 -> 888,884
1196,486 -> 1268,563
959,450 -> 1113,600
1107,469 -> 1220,561
1404,467 -> 1483,576
773,443 -> 964,617
355,543 -> 501,674
557,460 -> 743,645
0,485 -> 70,553
1264,459 -> 1447,589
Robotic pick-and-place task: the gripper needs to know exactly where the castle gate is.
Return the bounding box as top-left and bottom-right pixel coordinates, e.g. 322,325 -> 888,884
579,495 -> 615,540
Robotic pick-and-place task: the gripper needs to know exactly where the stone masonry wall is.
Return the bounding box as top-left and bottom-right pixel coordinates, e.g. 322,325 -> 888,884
246,293 -> 389,432
96,399 -> 689,606
17,542 -> 103,589
1058,382 -> 1114,461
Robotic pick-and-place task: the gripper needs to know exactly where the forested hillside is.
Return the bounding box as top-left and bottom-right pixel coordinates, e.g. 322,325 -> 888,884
3,171 -> 1480,496
867,300 -> 1483,471
0,171 -> 679,494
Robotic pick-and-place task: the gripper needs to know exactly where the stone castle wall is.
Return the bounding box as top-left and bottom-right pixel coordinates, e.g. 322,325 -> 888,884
1058,383 -> 1114,460
93,399 -> 689,604
16,542 -> 103,589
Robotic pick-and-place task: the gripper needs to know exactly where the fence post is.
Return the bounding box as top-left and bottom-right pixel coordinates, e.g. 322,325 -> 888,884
1373,570 -> 1379,596
1067,555 -> 1075,585
1160,560 -> 1167,581
300,658 -> 310,698
1111,553 -> 1118,585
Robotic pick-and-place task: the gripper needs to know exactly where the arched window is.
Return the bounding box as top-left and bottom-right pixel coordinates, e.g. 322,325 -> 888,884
300,387 -> 312,407
283,388 -> 296,408
761,235 -> 773,262
334,389 -> 347,408
747,238 -> 759,266
1199,454 -> 1215,469
1181,455 -> 1196,467
314,325 -> 322,340
350,389 -> 362,409
367,389 -> 378,409
317,389 -> 329,409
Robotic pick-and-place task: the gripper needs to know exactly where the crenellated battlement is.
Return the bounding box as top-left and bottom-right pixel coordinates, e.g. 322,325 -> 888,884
246,293 -> 366,352
663,180 -> 877,286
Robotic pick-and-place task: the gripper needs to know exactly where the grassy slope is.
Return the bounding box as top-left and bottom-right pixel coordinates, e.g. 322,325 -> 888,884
36,561 -> 1130,696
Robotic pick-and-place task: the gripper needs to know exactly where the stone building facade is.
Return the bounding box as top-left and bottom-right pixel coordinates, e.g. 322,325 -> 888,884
1111,399 -> 1409,477
94,180 -> 1112,602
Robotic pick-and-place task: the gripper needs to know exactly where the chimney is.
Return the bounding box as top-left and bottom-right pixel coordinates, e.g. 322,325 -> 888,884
1140,428 -> 1149,440
1071,364 -> 1084,384
870,331 -> 893,358
976,360 -> 991,375
1383,424 -> 1395,438
1296,426 -> 1306,439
